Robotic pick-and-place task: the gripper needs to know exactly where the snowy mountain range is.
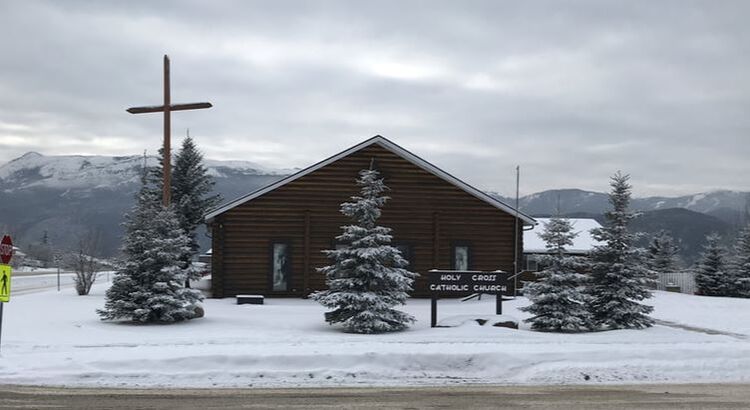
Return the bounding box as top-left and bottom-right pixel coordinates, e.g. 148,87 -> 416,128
493,188 -> 749,265
0,152 -> 290,256
495,188 -> 749,227
1,152 -> 747,259
0,151 -> 292,192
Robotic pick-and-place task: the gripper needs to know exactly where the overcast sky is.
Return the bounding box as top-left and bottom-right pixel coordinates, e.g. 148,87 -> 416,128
0,1 -> 747,197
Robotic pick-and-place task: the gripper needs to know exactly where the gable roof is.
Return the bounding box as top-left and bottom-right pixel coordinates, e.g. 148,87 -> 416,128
205,135 -> 536,225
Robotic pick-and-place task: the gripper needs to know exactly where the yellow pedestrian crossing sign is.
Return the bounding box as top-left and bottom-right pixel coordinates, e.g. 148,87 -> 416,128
0,264 -> 10,302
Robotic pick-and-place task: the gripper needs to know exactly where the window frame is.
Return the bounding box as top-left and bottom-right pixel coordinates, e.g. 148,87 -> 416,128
450,241 -> 472,271
268,240 -> 293,292
525,254 -> 539,272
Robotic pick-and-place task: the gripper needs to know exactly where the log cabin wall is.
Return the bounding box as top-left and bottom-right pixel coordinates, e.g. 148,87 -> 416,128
211,142 -> 524,298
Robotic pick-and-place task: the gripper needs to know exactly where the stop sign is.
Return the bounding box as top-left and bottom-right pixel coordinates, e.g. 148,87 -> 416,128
0,235 -> 12,265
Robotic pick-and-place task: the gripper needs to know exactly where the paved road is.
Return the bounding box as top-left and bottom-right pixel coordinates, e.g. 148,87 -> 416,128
1,384 -> 749,409
11,271 -> 112,295
12,270 -> 70,277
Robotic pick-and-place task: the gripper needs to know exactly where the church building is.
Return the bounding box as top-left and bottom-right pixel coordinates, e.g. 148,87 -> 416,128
205,136 -> 535,298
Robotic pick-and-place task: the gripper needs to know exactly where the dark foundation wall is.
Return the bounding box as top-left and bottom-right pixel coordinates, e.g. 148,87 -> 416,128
211,143 -> 524,298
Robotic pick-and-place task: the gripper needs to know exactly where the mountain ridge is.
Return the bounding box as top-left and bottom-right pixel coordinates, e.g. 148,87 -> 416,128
1,152 -> 747,259
492,188 -> 749,221
0,152 -> 291,257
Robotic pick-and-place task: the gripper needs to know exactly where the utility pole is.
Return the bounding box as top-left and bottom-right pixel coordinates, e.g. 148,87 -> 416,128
514,165 -> 520,297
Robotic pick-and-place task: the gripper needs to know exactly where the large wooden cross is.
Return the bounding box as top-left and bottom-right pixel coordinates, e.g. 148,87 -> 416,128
127,55 -> 212,206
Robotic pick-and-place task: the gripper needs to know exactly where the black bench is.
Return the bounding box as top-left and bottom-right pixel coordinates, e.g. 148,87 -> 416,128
237,294 -> 264,305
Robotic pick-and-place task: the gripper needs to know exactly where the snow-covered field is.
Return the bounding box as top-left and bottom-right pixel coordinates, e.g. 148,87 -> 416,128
12,272 -> 111,294
1,283 -> 749,388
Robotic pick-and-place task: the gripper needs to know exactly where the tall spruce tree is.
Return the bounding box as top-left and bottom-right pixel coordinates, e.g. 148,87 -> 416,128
172,136 -> 222,267
587,172 -> 655,329
312,168 -> 417,334
98,177 -> 203,323
645,230 -> 681,273
521,216 -> 592,332
694,233 -> 728,296
728,224 -> 750,297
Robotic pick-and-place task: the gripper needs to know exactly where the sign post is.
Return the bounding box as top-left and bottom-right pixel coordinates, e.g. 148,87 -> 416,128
428,269 -> 509,328
0,235 -> 11,265
0,235 -> 13,354
0,264 -> 10,302
53,252 -> 62,292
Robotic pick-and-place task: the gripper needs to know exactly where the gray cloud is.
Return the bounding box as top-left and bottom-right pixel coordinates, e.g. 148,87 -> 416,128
0,0 -> 748,197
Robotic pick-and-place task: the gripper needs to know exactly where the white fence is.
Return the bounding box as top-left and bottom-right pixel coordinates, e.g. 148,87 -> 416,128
656,271 -> 696,295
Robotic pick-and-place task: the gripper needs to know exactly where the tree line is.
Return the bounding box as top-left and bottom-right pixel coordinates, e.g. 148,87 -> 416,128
523,172 -> 750,333
94,148 -> 749,333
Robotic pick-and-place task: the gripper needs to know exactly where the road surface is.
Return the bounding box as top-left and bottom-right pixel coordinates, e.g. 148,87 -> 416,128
11,271 -> 111,295
1,383 -> 749,409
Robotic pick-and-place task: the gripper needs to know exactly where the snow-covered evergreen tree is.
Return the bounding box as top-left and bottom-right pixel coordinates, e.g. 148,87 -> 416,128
645,230 -> 681,274
172,136 -> 222,267
521,216 -> 592,332
97,178 -> 203,323
694,233 -> 728,296
586,172 -> 655,329
728,224 -> 750,298
312,169 -> 417,334
145,147 -> 167,200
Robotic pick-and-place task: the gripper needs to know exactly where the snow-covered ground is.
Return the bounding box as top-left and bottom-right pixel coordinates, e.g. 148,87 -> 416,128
1,284 -> 749,388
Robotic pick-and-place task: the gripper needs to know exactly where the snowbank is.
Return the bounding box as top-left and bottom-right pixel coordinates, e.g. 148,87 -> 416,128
0,286 -> 749,388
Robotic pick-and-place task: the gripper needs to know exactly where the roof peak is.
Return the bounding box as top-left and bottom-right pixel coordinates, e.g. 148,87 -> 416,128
205,135 -> 535,225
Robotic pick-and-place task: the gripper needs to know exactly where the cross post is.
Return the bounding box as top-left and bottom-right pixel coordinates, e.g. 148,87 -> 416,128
127,55 -> 212,206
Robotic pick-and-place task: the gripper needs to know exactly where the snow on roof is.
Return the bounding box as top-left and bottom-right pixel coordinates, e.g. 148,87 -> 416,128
523,218 -> 603,254
205,135 -> 536,225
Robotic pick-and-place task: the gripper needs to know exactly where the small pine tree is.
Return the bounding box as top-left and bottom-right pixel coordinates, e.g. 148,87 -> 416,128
587,172 -> 655,330
694,233 -> 728,296
728,224 -> 750,298
521,216 -> 592,332
312,168 -> 417,334
97,178 -> 203,323
172,136 -> 222,267
645,230 -> 681,273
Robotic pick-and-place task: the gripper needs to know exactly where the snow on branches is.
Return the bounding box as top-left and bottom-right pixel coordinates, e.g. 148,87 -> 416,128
521,217 -> 592,332
587,172 -> 655,330
98,178 -> 203,323
312,168 -> 417,334
694,233 -> 729,296
729,224 -> 750,297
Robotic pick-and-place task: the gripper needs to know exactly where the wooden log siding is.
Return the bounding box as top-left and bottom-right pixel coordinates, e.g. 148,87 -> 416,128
211,144 -> 523,298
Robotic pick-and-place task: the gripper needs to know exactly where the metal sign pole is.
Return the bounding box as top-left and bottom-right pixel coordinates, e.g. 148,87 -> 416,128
430,296 -> 438,328
0,302 -> 4,354
0,235 -> 11,354
514,165 -> 520,297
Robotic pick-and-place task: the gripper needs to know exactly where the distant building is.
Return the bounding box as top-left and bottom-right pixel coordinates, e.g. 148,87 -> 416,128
521,218 -> 603,278
9,246 -> 27,268
198,249 -> 212,265
205,135 -> 535,298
